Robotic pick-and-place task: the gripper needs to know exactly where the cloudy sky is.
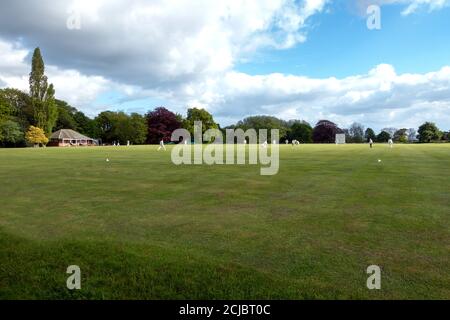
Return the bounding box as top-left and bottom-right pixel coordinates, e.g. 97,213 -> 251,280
0,0 -> 449,131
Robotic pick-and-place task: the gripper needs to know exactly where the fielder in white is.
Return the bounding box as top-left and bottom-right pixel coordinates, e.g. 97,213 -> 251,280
261,140 -> 268,148
158,139 -> 166,151
388,138 -> 394,148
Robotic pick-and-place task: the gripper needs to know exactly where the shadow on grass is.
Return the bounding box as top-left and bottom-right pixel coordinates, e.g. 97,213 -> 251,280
0,229 -> 328,300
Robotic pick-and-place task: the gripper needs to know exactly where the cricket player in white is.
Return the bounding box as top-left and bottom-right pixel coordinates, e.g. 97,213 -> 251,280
158,139 -> 166,151
261,140 -> 268,148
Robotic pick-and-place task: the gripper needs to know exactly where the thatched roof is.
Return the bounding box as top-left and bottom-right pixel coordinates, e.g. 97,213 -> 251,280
51,129 -> 93,140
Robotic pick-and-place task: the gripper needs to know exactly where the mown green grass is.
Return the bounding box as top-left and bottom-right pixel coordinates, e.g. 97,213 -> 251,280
0,144 -> 449,299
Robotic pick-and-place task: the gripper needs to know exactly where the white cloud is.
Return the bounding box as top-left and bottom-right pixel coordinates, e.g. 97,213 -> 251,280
46,68 -> 111,110
351,0 -> 449,16
400,0 -> 449,15
0,0 -> 329,115
0,40 -> 115,115
0,41 -> 28,73
0,0 -> 328,89
0,41 -> 31,91
168,64 -> 450,130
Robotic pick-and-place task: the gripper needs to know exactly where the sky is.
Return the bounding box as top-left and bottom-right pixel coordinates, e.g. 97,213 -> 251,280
0,0 -> 449,131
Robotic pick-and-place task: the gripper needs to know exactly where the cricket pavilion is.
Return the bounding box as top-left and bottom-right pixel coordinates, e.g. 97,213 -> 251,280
48,129 -> 98,147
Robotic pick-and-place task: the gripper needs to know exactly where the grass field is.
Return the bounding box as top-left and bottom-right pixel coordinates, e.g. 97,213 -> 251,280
0,144 -> 449,299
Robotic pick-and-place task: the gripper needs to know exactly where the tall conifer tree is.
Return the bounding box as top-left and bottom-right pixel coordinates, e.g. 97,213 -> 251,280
29,48 -> 57,134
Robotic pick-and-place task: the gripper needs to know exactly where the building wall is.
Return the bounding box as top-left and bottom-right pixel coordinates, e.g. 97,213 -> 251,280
48,139 -> 95,147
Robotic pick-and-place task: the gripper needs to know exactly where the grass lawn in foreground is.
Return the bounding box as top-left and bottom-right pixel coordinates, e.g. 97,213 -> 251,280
0,144 -> 449,299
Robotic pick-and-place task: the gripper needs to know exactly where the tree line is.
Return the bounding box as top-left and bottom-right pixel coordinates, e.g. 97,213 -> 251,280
0,47 -> 448,147
225,118 -> 448,144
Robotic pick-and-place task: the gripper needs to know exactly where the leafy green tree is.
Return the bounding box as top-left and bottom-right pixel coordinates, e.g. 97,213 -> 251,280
95,111 -> 115,142
234,115 -> 289,141
53,99 -> 96,137
343,128 -> 351,142
406,128 -> 417,142
365,128 -> 376,142
129,113 -> 147,144
417,122 -> 442,143
394,128 -> 408,143
0,88 -> 32,126
442,131 -> 449,141
377,131 -> 391,142
0,95 -> 14,121
184,108 -> 218,136
349,122 -> 365,143
115,112 -> 147,144
54,100 -> 79,131
288,122 -> 313,143
29,48 -> 58,135
46,84 -> 58,134
381,127 -> 397,139
95,111 -> 147,144
175,113 -> 183,122
73,111 -> 96,137
0,120 -> 24,146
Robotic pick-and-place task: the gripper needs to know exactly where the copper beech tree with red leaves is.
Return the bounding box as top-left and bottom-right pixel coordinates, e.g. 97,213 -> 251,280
312,120 -> 343,143
146,107 -> 182,144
